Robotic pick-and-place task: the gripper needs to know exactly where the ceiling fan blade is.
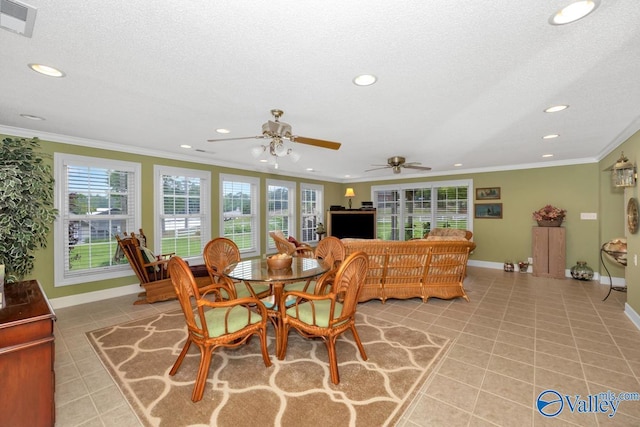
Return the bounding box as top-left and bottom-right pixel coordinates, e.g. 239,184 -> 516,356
207,135 -> 266,142
365,166 -> 392,172
403,164 -> 432,171
291,136 -> 341,150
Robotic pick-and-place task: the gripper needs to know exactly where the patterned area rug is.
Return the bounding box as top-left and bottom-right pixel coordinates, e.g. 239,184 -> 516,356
87,310 -> 449,427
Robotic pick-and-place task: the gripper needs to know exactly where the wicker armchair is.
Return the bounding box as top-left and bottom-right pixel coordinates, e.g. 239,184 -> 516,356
203,237 -> 270,299
269,230 -> 314,257
116,229 -> 209,304
279,251 -> 369,384
168,256 -> 272,402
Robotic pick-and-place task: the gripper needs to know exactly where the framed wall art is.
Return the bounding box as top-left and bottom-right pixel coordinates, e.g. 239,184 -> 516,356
475,203 -> 503,219
476,187 -> 501,200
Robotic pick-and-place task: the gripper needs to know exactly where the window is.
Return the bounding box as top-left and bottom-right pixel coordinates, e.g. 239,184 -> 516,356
372,179 -> 472,241
266,179 -> 296,250
154,166 -> 210,260
220,174 -> 260,258
54,154 -> 141,286
300,183 -> 324,243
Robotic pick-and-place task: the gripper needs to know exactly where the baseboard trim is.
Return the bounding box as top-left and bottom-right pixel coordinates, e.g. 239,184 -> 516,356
49,284 -> 141,309
467,260 -> 614,284
625,303 -> 640,331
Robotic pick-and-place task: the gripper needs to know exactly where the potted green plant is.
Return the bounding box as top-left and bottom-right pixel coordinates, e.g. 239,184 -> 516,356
0,137 -> 57,283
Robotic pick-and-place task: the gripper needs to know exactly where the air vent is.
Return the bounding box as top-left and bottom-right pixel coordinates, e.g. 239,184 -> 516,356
0,0 -> 37,37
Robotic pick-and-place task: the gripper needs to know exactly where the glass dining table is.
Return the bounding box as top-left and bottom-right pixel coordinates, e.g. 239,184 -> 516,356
223,257 -> 330,358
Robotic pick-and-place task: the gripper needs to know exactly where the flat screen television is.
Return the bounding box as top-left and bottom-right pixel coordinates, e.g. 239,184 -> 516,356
327,210 -> 376,239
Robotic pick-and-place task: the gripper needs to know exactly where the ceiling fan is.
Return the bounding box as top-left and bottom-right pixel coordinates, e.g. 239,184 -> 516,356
365,156 -> 432,174
207,109 -> 342,151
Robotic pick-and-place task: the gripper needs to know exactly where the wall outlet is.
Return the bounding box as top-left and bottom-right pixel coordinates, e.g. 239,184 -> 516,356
580,212 -> 598,220
527,257 -> 533,264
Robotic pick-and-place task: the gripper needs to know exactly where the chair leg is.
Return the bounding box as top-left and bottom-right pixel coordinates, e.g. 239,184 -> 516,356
326,336 -> 340,384
169,337 -> 192,375
350,324 -> 368,361
278,324 -> 290,360
258,328 -> 272,367
191,344 -> 214,402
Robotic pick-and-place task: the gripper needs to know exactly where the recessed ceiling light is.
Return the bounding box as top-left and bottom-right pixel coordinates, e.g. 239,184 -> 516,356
28,63 -> 65,77
259,159 -> 268,163
544,105 -> 569,113
353,74 -> 377,86
543,134 -> 559,139
306,168 -> 314,171
180,144 -> 191,149
550,1 -> 599,25
454,163 -> 463,167
20,114 -> 45,121
542,154 -> 554,158
216,128 -> 230,134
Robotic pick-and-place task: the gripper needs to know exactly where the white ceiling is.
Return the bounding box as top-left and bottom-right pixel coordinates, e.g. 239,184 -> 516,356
1,0 -> 640,182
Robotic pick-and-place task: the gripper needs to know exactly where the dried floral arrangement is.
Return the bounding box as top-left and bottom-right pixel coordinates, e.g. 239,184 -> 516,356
532,205 -> 566,221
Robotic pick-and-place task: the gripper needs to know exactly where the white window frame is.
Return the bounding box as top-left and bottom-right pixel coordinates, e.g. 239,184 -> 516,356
53,153 -> 141,286
266,179 -> 296,251
372,179 -> 473,241
300,183 -> 324,244
154,165 -> 210,263
220,173 -> 260,258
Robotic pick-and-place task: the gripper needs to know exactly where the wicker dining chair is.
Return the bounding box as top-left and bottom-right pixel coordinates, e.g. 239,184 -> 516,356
168,256 -> 272,402
279,251 -> 369,384
269,230 -> 314,258
287,236 -> 346,294
202,237 -> 270,299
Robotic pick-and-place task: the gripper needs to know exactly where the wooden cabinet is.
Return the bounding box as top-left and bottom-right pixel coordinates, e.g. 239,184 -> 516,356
532,227 -> 566,279
0,280 -> 56,427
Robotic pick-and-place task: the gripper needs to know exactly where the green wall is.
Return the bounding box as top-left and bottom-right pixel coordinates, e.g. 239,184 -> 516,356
3,130 -> 638,319
602,130 -> 640,315
5,135 -> 341,300
340,164 -> 601,269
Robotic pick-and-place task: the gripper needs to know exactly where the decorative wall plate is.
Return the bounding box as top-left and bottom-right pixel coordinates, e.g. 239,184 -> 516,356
627,197 -> 638,234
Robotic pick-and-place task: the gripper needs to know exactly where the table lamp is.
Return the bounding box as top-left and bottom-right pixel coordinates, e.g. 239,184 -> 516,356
344,188 -> 355,209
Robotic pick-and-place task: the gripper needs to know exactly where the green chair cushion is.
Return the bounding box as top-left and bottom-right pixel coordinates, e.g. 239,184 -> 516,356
234,282 -> 271,299
195,305 -> 260,337
284,281 -> 309,292
261,294 -> 297,310
286,300 -> 343,327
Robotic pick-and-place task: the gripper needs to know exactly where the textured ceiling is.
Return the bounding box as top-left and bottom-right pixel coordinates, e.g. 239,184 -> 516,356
1,0 -> 640,182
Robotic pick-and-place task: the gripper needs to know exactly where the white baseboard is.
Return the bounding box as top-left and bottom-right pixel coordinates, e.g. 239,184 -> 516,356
467,260 -> 617,284
625,303 -> 640,331
49,284 -> 141,309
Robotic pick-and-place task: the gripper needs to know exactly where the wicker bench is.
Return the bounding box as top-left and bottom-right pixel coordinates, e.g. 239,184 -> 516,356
342,239 -> 476,303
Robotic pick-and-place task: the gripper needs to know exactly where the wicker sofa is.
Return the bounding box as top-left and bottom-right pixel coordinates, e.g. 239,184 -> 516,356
342,238 -> 476,303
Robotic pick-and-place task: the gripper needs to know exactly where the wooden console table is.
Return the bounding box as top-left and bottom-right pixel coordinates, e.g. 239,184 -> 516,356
0,280 -> 56,426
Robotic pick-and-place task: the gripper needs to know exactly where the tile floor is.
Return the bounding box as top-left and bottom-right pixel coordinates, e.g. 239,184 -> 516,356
53,267 -> 640,426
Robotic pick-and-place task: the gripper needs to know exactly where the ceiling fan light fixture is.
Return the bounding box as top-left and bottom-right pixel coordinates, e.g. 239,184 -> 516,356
289,151 -> 301,163
353,74 -> 377,86
550,0 -> 598,25
251,146 -> 266,158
